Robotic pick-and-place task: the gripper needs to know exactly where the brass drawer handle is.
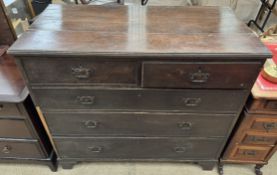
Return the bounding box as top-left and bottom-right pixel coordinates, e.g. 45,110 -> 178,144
178,122 -> 192,130
88,146 -> 103,153
243,150 -> 256,156
0,104 -> 3,111
77,96 -> 95,105
183,98 -> 201,107
84,120 -> 98,129
71,66 -> 92,79
2,145 -> 12,154
263,122 -> 276,131
250,136 -> 268,142
174,146 -> 187,153
189,69 -> 210,83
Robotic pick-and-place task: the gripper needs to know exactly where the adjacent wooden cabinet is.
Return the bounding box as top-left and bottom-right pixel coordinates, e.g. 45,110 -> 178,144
221,90 -> 277,175
0,48 -> 57,171
8,5 -> 271,170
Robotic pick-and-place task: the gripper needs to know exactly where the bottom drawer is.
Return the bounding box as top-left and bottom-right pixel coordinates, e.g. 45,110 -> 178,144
55,137 -> 224,160
230,145 -> 272,161
0,139 -> 45,159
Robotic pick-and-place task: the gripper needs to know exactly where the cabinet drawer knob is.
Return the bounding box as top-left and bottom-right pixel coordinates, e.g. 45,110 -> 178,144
189,69 -> 210,83
71,66 -> 92,79
0,104 -> 3,111
263,122 -> 276,131
174,146 -> 187,153
178,122 -> 192,130
84,120 -> 98,129
2,145 -> 12,154
77,96 -> 95,105
88,146 -> 103,153
183,98 -> 201,107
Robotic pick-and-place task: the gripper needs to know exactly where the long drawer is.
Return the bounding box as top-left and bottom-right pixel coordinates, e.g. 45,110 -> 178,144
33,88 -> 248,113
45,112 -> 235,137
0,119 -> 33,138
142,62 -> 261,89
20,58 -> 139,86
54,137 -> 224,160
0,139 -> 45,158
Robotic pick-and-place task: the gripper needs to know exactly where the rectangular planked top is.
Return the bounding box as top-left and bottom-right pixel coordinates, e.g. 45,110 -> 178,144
8,4 -> 271,58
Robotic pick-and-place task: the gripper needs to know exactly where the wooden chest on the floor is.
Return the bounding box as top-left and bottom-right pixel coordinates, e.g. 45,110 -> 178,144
8,4 -> 271,170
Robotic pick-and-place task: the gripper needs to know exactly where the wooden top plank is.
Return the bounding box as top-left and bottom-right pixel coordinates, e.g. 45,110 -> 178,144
0,46 -> 28,102
8,4 -> 271,58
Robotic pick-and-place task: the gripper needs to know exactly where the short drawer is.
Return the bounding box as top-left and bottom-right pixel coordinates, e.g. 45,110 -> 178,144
0,119 -> 33,138
33,88 -> 248,113
45,112 -> 235,137
142,62 -> 261,89
0,139 -> 45,158
54,137 -> 224,160
250,117 -> 277,133
246,97 -> 277,114
0,103 -> 22,118
241,132 -> 277,146
21,58 -> 139,86
230,145 -> 271,161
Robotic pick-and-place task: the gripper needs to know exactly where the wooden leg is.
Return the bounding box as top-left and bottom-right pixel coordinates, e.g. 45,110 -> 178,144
60,161 -> 76,170
217,162 -> 224,175
117,0 -> 124,5
199,161 -> 216,171
255,164 -> 264,175
48,162 -> 58,172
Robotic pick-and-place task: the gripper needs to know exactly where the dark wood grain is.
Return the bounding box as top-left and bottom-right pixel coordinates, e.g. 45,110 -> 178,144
8,5 -> 271,57
54,137 -> 224,160
142,62 -> 262,89
44,112 -> 236,137
32,88 -> 248,113
0,48 -> 28,102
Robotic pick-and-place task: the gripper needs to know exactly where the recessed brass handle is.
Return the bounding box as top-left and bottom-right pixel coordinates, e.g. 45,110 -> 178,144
250,136 -> 268,142
243,150 -> 256,156
84,120 -> 98,129
183,98 -> 201,107
71,66 -> 92,79
189,69 -> 210,83
178,122 -> 192,130
2,145 -> 12,154
263,122 -> 276,131
174,146 -> 187,153
77,96 -> 95,105
88,146 -> 103,153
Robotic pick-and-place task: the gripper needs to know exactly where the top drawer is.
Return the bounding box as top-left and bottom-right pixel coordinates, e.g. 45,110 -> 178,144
142,62 -> 261,89
0,103 -> 22,118
20,58 -> 139,86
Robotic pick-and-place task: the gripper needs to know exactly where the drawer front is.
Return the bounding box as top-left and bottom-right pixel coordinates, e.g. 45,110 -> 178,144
0,140 -> 44,158
21,58 -> 139,86
230,145 -> 271,161
45,112 -> 235,137
250,117 -> 277,133
142,62 -> 261,89
33,88 -> 247,113
0,103 -> 22,118
241,132 -> 277,146
0,119 -> 33,138
55,137 -> 223,159
246,97 -> 277,114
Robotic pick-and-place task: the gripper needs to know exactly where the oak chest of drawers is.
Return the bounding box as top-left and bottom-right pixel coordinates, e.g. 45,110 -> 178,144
8,4 -> 271,170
